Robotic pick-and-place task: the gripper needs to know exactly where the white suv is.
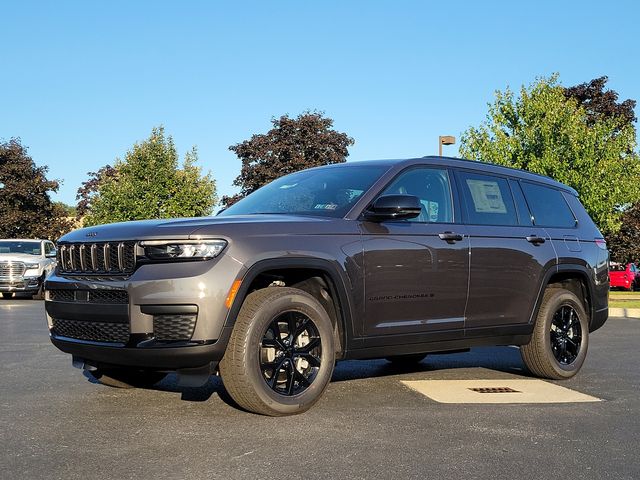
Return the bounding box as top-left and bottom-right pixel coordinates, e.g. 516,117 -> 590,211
0,239 -> 57,299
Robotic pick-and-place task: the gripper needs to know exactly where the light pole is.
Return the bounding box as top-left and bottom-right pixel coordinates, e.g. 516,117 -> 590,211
439,135 -> 455,156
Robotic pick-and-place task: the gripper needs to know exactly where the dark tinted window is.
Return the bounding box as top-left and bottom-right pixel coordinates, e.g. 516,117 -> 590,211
458,172 -> 518,226
220,165 -> 389,218
520,182 -> 576,228
380,167 -> 453,223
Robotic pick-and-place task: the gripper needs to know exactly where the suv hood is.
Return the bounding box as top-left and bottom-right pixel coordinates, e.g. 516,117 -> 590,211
0,253 -> 42,263
58,215 -> 355,243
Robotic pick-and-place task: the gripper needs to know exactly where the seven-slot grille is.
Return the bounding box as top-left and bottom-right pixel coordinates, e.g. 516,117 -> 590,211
57,242 -> 136,275
0,261 -> 26,278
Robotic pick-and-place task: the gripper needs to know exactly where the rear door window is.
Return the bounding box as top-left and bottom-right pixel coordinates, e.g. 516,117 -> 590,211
457,171 -> 518,226
520,182 -> 577,228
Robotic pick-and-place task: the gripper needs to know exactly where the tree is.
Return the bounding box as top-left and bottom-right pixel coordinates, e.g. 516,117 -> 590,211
564,76 -> 636,130
606,204 -> 640,263
223,111 -> 355,207
459,75 -> 640,235
75,165 -> 117,219
0,138 -> 73,240
83,126 -> 217,226
563,77 -> 639,262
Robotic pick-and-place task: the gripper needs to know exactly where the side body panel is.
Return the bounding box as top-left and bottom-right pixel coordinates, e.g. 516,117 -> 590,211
359,221 -> 469,337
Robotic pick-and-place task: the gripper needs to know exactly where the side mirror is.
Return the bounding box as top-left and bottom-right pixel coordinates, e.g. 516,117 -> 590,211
364,194 -> 422,221
46,250 -> 57,258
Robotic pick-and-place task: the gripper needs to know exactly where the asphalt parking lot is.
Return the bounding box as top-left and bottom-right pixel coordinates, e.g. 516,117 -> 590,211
1,299 -> 639,480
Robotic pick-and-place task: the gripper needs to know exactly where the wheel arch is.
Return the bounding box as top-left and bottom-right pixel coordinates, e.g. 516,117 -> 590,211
532,264 -> 598,332
223,258 -> 355,358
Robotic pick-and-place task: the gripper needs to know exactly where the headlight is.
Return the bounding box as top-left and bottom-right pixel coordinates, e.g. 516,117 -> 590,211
139,240 -> 227,261
24,262 -> 40,270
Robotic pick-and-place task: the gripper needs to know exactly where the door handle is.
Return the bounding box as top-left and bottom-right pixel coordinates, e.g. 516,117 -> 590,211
439,232 -> 464,243
526,235 -> 546,245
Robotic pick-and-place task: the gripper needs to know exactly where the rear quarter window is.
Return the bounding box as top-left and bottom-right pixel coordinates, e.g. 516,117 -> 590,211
520,182 -> 576,228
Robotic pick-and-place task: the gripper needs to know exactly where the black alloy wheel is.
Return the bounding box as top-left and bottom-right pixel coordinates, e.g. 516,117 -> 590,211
550,305 -> 582,365
260,312 -> 322,396
520,287 -> 589,379
220,287 -> 335,416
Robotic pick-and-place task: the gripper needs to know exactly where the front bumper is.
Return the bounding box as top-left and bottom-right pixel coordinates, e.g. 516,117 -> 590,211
0,275 -> 41,293
44,254 -> 245,370
50,326 -> 233,369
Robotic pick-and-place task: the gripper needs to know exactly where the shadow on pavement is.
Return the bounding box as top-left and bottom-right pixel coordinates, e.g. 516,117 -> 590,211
86,345 -> 533,406
331,346 -> 533,382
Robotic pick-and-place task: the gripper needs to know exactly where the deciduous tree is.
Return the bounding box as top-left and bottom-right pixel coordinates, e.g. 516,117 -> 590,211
460,75 -> 639,235
84,126 -> 217,226
0,138 -> 73,240
223,111 -> 354,207
564,76 -> 636,130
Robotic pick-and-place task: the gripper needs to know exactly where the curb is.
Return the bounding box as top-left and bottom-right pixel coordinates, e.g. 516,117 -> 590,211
609,307 -> 640,319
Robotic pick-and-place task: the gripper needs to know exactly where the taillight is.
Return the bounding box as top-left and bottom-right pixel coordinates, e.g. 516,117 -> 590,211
595,238 -> 607,250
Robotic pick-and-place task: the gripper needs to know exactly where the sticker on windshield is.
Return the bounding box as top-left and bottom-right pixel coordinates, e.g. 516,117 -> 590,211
314,203 -> 338,210
466,179 -> 507,214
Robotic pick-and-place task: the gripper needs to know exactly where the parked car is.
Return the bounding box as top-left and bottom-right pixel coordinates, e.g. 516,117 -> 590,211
608,262 -> 639,291
0,239 -> 57,299
45,156 -> 609,415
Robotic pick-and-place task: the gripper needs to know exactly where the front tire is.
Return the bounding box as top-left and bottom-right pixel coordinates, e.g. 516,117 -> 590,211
1,292 -> 13,299
220,287 -> 335,416
520,287 -> 589,379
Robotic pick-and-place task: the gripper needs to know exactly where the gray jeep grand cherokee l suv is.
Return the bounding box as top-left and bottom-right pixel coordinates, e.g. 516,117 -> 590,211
46,156 -> 609,415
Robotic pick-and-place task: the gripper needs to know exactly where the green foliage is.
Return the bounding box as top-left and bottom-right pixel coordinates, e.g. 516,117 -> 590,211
0,138 -> 73,240
84,127 -> 217,226
52,201 -> 77,217
460,75 -> 640,235
606,203 -> 640,263
223,111 -> 354,207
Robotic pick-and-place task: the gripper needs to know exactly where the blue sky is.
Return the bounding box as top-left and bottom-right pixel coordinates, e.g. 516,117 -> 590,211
1,0 -> 638,205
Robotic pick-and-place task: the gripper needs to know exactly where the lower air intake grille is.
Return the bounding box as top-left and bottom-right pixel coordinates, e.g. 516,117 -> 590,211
153,314 -> 197,341
48,289 -> 129,304
52,318 -> 130,343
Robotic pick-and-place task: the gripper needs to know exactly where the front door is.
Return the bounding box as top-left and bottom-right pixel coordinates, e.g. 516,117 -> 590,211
360,167 -> 469,337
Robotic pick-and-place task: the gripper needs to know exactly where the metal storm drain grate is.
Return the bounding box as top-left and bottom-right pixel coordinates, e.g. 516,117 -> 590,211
468,387 -> 521,394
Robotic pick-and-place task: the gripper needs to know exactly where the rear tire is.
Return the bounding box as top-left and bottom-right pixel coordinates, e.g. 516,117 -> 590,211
220,287 -> 335,416
90,368 -> 167,389
520,287 -> 589,379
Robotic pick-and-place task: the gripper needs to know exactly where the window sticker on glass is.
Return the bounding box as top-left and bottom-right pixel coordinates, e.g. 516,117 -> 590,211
466,179 -> 507,214
427,201 -> 439,222
314,203 -> 338,210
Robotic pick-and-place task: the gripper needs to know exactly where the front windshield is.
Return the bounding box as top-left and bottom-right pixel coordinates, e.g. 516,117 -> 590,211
0,241 -> 42,255
220,164 -> 389,218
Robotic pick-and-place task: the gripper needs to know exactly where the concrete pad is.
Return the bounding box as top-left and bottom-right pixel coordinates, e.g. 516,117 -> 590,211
609,307 -> 640,318
401,379 -> 601,404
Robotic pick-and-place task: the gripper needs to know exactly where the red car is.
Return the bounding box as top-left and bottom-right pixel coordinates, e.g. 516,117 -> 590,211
609,262 -> 640,290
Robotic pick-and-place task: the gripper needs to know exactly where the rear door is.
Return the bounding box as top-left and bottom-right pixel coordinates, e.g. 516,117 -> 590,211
455,170 -> 557,330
